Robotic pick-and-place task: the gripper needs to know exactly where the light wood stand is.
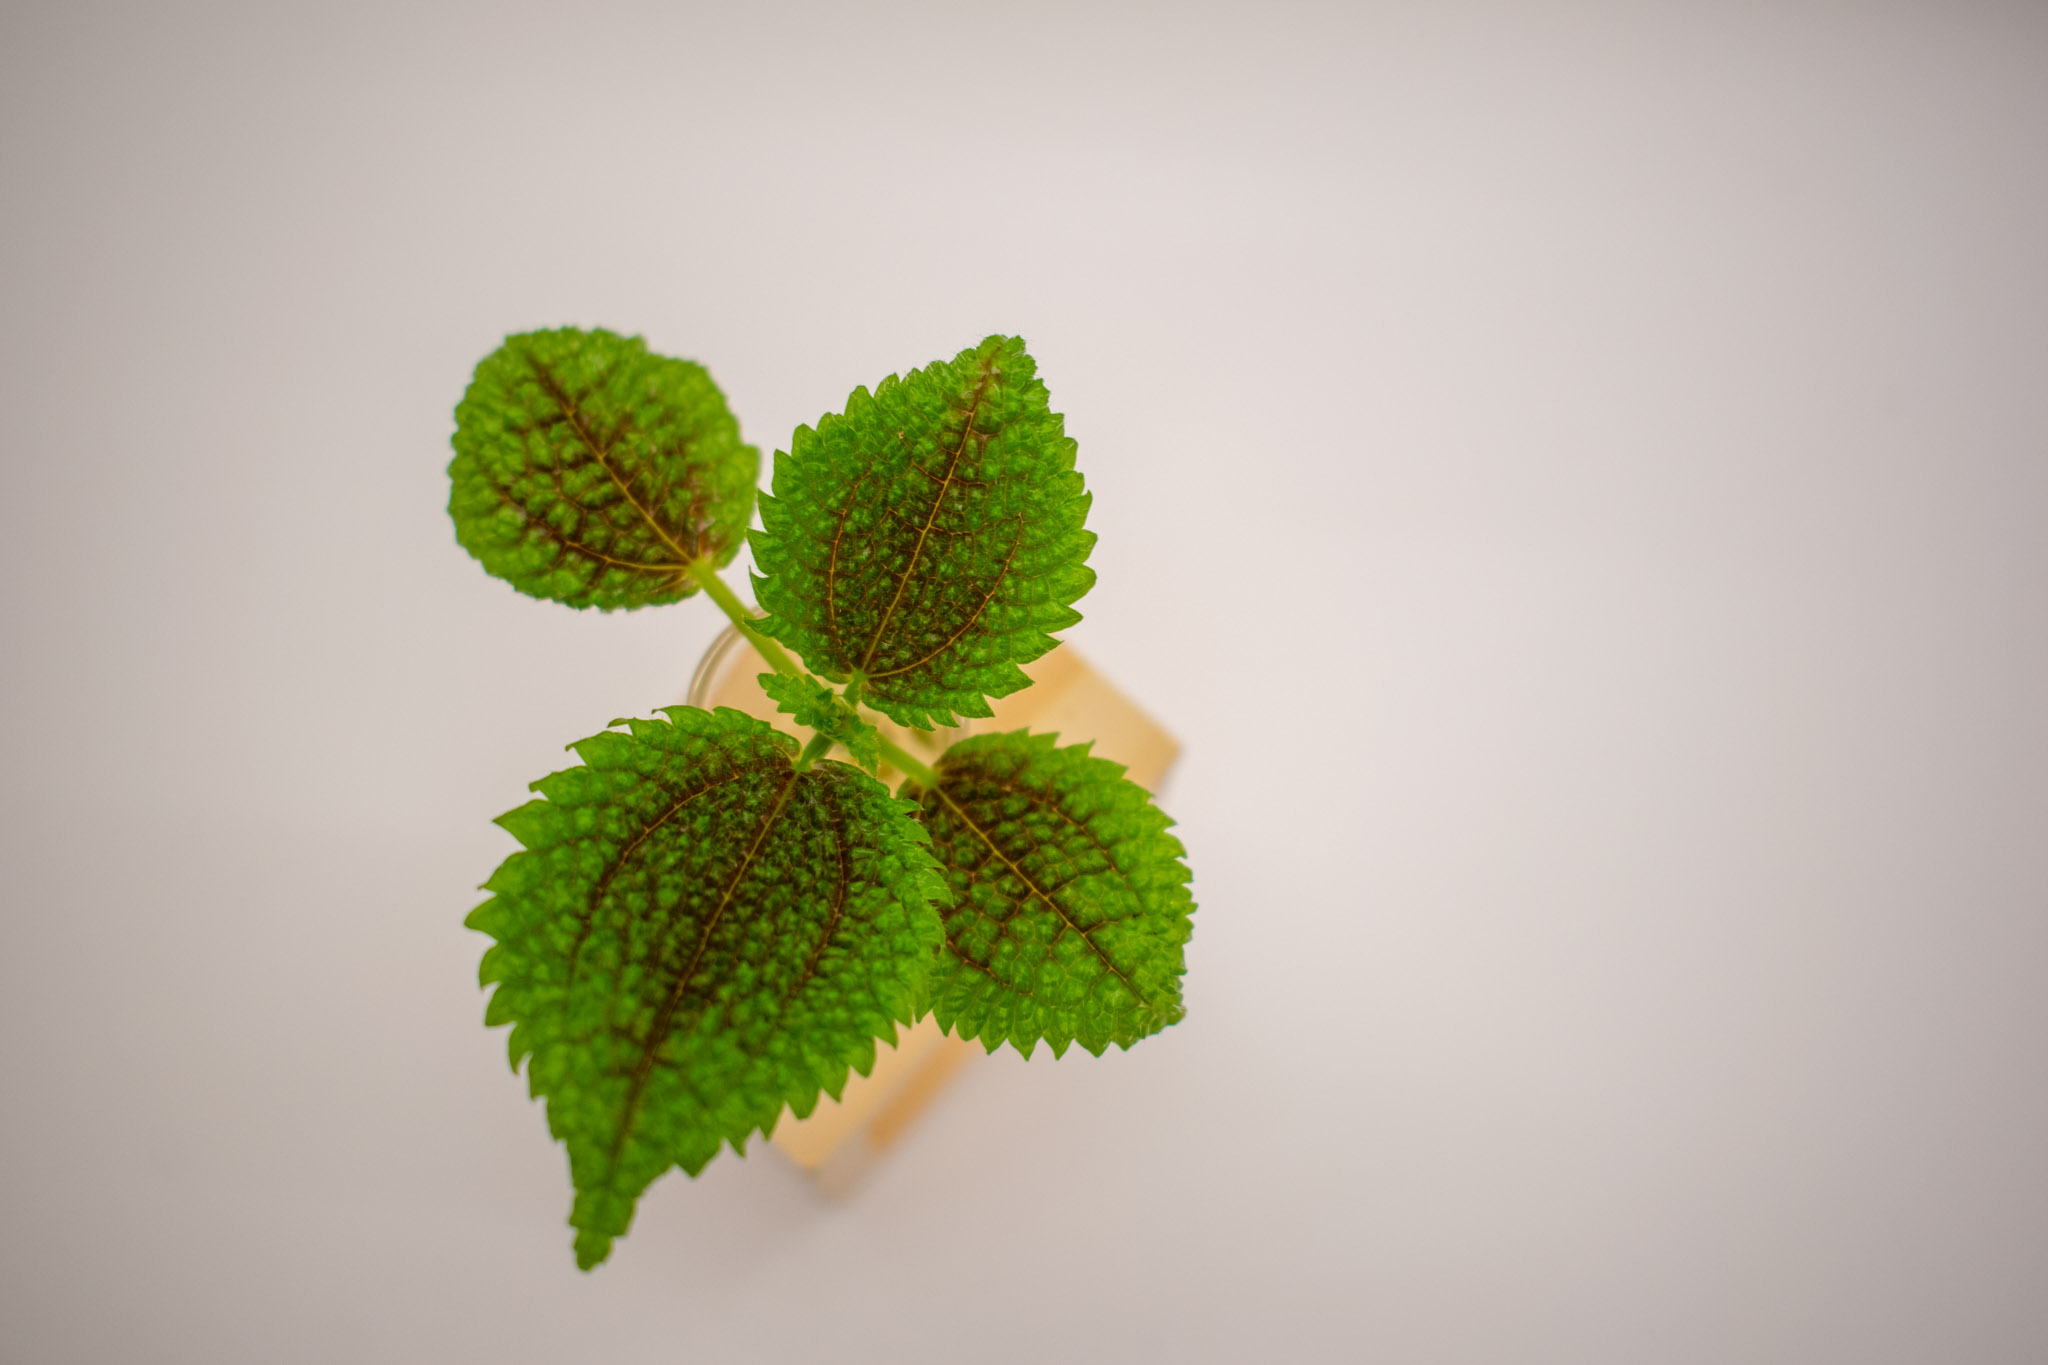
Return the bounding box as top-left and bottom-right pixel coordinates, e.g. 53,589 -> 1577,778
686,632 -> 1179,1193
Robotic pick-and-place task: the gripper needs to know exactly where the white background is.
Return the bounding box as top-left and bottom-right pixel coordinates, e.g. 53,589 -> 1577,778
3,2 -> 2045,1360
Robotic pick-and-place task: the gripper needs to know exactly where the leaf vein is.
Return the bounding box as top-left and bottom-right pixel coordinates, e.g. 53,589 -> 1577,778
561,765 -> 755,983
527,356 -> 695,566
856,367 -> 993,672
865,514 -> 1024,680
930,784 -> 1149,1004
598,766 -> 801,1198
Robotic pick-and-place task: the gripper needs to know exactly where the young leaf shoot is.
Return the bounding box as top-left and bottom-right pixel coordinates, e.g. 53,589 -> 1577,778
759,671 -> 884,775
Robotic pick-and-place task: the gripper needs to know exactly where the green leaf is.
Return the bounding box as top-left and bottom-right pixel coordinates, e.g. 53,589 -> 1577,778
468,706 -> 946,1269
758,671 -> 882,775
917,730 -> 1193,1058
751,335 -> 1095,729
449,327 -> 759,610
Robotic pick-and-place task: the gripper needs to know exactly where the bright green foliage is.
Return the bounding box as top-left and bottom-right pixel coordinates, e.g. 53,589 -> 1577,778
451,325 -> 1199,1272
758,672 -> 881,774
751,336 -> 1096,729
450,328 -> 759,610
918,730 -> 1193,1058
467,706 -> 947,1269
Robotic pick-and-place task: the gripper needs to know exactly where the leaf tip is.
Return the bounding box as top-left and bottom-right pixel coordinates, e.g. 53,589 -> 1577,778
573,1228 -> 614,1271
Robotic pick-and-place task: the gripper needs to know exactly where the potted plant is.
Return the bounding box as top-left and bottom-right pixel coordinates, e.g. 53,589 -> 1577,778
449,328 -> 1197,1269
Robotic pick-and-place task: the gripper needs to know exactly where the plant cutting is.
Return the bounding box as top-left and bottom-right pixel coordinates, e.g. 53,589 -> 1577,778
449,327 -> 1197,1269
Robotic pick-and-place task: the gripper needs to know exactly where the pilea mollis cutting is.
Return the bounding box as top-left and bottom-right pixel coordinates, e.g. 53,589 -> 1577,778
449,328 -> 1196,1269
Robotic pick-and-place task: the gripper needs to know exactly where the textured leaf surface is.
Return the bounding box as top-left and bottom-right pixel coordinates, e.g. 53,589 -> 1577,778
919,730 -> 1193,1057
467,707 -> 946,1268
450,327 -> 759,609
752,336 -> 1095,728
758,672 -> 881,774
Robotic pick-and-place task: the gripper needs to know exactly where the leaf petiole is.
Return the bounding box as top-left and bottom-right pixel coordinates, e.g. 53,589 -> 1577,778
685,556 -> 802,679
874,736 -> 937,791
791,731 -> 836,774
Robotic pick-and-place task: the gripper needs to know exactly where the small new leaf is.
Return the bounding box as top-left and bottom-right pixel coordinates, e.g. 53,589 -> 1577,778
752,336 -> 1095,728
468,707 -> 946,1269
919,730 -> 1194,1058
450,327 -> 759,609
759,672 -> 882,774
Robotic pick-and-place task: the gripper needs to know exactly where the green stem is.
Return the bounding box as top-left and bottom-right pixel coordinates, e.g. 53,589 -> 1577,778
791,731 -> 835,774
685,556 -> 801,679
685,555 -> 941,793
875,736 -> 938,792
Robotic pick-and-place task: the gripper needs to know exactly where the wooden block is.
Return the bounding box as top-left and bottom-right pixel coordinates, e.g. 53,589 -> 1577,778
683,629 -> 1180,1190
982,643 -> 1181,793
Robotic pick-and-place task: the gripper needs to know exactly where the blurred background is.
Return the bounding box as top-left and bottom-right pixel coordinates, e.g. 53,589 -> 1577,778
2,1 -> 2044,1360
